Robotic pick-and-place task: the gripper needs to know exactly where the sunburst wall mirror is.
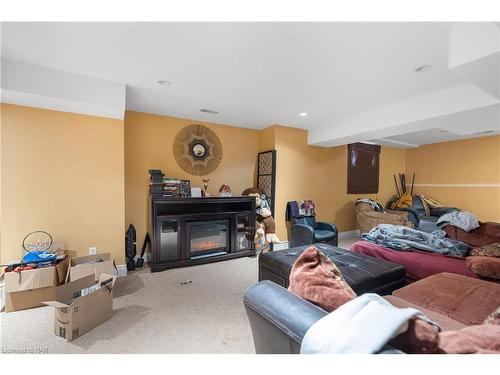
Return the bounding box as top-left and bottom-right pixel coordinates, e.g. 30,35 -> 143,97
173,124 -> 223,176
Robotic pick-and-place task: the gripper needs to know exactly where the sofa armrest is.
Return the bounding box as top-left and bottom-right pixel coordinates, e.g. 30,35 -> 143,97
290,223 -> 315,247
430,207 -> 459,217
386,209 -> 409,219
363,211 -> 413,228
316,222 -> 338,235
361,210 -> 407,221
243,281 -> 401,354
243,281 -> 327,354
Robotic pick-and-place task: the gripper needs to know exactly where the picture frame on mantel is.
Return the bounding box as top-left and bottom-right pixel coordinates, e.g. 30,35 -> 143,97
257,150 -> 277,217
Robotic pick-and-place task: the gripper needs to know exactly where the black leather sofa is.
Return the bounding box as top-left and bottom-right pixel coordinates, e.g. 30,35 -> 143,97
243,281 -> 400,354
243,280 -> 325,354
247,243 -> 407,353
392,196 -> 458,232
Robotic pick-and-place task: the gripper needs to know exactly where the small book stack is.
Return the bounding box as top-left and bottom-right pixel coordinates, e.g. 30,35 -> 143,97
149,169 -> 165,199
163,179 -> 191,198
148,170 -> 191,198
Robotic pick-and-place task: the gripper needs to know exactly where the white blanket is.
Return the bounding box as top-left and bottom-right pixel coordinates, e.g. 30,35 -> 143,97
437,210 -> 479,232
300,293 -> 439,354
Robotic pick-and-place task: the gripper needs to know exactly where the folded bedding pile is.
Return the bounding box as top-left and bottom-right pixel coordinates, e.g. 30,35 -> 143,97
362,224 -> 470,257
437,210 -> 479,232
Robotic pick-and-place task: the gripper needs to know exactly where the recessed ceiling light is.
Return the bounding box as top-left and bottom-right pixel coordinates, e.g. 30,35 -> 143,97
299,112 -> 308,117
414,65 -> 432,73
200,108 -> 219,115
157,80 -> 170,85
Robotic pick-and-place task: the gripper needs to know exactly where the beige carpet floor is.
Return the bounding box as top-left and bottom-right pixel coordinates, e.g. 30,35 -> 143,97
0,237 -> 359,354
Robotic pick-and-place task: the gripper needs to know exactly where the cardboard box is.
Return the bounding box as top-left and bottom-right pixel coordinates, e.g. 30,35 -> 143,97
4,257 -> 70,312
44,273 -> 116,341
5,266 -> 58,293
66,253 -> 115,282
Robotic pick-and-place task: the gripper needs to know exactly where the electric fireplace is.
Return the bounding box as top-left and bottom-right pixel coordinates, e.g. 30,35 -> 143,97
186,219 -> 230,259
150,196 -> 256,272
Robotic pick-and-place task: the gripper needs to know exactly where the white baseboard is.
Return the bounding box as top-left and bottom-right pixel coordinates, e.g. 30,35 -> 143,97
273,241 -> 289,251
115,252 -> 152,277
338,230 -> 361,239
135,252 -> 151,263
116,264 -> 128,277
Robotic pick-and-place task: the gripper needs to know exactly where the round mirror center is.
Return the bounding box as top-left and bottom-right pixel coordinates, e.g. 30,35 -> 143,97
192,143 -> 206,158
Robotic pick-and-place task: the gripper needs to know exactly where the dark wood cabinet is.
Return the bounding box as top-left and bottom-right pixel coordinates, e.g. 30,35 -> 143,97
149,197 -> 256,272
154,216 -> 181,264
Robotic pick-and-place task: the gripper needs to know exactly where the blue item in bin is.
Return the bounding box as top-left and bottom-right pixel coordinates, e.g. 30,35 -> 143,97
22,251 -> 57,264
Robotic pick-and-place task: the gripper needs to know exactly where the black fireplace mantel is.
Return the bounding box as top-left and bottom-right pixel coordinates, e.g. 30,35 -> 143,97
149,196 -> 256,272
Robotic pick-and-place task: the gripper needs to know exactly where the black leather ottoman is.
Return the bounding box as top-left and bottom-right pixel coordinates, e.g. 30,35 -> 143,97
259,243 -> 407,295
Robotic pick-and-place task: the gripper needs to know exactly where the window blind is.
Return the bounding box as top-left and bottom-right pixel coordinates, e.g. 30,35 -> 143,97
347,142 -> 381,194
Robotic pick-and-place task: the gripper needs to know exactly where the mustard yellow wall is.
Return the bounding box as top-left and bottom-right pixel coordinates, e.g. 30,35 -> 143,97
5,102 -> 496,264
268,126 -> 405,240
124,111 -> 260,248
258,126 -> 277,152
0,103 -> 3,264
405,135 -> 500,222
0,104 -> 125,264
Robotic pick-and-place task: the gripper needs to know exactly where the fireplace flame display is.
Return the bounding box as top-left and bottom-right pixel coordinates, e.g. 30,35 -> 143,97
188,220 -> 229,257
192,240 -> 223,251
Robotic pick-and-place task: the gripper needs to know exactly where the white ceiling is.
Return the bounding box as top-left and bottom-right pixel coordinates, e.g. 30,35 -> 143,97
370,103 -> 500,147
1,22 -> 499,147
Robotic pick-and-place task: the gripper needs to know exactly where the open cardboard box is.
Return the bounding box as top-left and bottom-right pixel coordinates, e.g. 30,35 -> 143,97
66,253 -> 116,282
43,273 -> 116,341
4,255 -> 70,312
3,251 -> 116,313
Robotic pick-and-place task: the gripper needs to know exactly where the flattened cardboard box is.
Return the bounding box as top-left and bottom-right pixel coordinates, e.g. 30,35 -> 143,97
4,256 -> 70,312
44,273 -> 116,341
67,253 -> 115,282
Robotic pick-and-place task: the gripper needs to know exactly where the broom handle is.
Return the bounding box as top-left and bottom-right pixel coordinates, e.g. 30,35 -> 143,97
394,174 -> 401,197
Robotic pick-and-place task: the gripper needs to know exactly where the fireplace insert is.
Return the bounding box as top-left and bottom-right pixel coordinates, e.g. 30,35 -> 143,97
150,197 -> 256,271
186,219 -> 230,259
